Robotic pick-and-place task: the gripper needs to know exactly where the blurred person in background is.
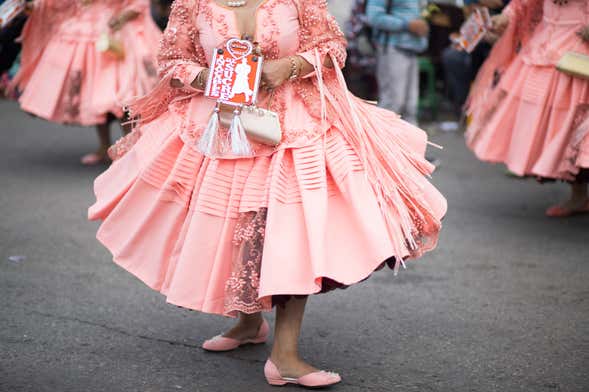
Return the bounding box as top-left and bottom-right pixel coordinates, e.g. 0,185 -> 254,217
466,0 -> 589,217
10,0 -> 161,165
150,0 -> 173,29
328,0 -> 354,26
441,0 -> 507,117
0,0 -> 30,98
366,0 -> 429,126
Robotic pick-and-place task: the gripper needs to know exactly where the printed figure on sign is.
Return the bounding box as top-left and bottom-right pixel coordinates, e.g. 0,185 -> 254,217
451,7 -> 492,53
205,38 -> 263,106
230,57 -> 254,102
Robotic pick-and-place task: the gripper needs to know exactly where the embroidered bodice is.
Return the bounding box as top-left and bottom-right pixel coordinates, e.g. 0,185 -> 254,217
515,0 -> 589,66
136,0 -> 347,154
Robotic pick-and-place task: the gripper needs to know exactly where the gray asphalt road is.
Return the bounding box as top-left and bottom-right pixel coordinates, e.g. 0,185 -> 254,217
1,100 -> 588,392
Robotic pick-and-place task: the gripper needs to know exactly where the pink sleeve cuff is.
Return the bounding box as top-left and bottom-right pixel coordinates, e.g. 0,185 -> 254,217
298,50 -> 321,79
173,64 -> 206,93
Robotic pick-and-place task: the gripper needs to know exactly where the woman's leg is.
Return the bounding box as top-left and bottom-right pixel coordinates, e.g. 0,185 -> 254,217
96,122 -> 112,150
566,182 -> 589,208
222,312 -> 264,340
81,122 -> 111,165
270,297 -> 318,378
548,182 -> 589,216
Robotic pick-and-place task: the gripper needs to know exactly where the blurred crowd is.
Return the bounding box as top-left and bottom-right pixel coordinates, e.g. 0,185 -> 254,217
341,0 -> 510,124
1,0 -> 507,122
1,0 -> 587,215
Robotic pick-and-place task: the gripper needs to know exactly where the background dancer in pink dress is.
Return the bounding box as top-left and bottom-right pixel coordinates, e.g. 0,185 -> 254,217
11,0 -> 162,165
466,0 -> 589,217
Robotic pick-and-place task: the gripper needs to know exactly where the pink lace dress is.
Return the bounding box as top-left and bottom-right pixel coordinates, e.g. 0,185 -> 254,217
12,0 -> 162,126
466,0 -> 589,181
89,0 -> 447,317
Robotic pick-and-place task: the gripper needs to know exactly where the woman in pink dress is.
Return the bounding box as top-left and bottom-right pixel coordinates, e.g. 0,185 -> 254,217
89,0 -> 447,386
11,0 -> 162,165
466,0 -> 589,216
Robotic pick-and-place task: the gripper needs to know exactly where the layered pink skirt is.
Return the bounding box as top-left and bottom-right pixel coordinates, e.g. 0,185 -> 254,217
16,20 -> 161,126
89,103 -> 447,316
466,3 -> 589,181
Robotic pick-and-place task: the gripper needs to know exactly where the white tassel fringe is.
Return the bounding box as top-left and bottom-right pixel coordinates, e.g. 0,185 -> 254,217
198,106 -> 220,156
229,109 -> 252,156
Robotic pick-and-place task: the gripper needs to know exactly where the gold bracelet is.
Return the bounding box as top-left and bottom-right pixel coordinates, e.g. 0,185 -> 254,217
288,56 -> 300,80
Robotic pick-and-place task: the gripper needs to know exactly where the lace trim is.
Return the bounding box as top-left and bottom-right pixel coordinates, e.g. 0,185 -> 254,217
108,129 -> 143,161
224,208 -> 273,317
64,70 -> 82,123
558,103 -> 589,180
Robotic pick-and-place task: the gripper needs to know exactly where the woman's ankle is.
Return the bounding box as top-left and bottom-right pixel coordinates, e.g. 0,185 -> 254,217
238,312 -> 263,327
222,313 -> 263,339
269,351 -> 318,377
270,347 -> 299,363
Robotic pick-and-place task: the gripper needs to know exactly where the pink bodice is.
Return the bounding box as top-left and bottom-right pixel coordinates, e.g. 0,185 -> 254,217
138,0 -> 348,156
198,0 -> 301,61
520,0 -> 589,66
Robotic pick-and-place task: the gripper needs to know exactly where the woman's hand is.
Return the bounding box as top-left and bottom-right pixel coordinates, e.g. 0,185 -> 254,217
490,14 -> 509,36
24,1 -> 34,12
577,25 -> 589,43
260,58 -> 292,90
109,10 -> 140,32
484,31 -> 501,44
408,19 -> 429,37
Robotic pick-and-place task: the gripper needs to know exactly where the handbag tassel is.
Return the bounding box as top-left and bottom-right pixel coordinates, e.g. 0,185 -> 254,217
198,104 -> 221,155
229,108 -> 252,156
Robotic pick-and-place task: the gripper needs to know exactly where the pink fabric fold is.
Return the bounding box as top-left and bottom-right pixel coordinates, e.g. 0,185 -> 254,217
90,0 -> 447,316
11,0 -> 161,126
466,0 -> 589,180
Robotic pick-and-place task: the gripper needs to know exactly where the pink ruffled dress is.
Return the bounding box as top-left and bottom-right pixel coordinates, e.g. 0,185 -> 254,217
88,0 -> 447,317
466,0 -> 589,181
12,0 -> 162,126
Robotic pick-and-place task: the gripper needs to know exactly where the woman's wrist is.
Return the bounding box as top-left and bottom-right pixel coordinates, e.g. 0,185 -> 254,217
191,68 -> 210,90
109,10 -> 140,31
578,24 -> 589,43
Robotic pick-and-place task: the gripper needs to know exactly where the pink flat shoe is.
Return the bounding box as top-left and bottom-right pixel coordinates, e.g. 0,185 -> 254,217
545,201 -> 589,217
264,359 -> 341,388
80,151 -> 110,166
202,318 -> 270,352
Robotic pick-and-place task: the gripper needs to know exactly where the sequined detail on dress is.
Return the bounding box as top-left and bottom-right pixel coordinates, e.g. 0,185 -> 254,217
295,0 -> 347,68
557,104 -> 589,181
108,129 -> 143,161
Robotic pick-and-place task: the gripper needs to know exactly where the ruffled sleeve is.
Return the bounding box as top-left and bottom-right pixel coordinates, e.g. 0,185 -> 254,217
127,0 -> 208,124
295,0 -> 347,72
292,0 -> 440,268
157,0 -> 208,93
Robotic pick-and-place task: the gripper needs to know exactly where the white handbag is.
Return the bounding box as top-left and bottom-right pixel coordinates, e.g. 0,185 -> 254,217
556,52 -> 589,81
219,105 -> 282,146
96,32 -> 125,60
